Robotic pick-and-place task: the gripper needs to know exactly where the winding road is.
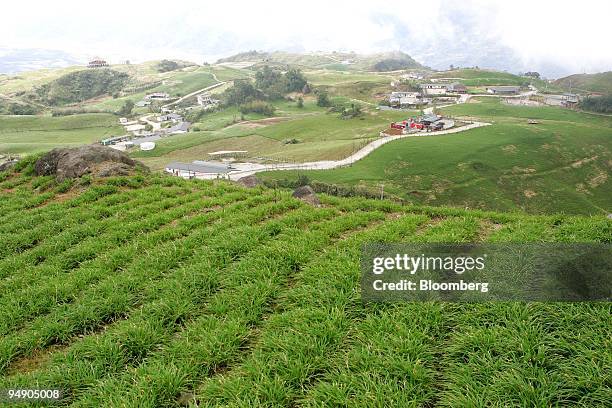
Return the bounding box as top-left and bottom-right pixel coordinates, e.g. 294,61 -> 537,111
228,120 -> 491,180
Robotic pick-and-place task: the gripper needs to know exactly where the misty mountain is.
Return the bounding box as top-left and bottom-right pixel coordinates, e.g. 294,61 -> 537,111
0,48 -> 82,74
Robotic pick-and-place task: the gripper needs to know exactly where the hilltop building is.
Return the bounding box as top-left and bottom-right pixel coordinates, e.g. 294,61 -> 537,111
88,58 -> 108,68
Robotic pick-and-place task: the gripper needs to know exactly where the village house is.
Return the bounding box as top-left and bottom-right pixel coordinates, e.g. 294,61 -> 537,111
486,86 -> 520,95
145,92 -> 170,101
135,100 -> 151,107
165,161 -> 234,180
389,91 -> 426,108
420,83 -> 447,96
197,93 -> 220,108
446,83 -> 467,93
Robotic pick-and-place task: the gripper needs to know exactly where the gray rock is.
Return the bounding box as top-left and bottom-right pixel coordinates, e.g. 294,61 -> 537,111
292,185 -> 321,206
34,145 -> 148,180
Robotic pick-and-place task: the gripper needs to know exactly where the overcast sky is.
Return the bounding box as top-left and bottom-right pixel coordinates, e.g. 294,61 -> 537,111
1,0 -> 611,77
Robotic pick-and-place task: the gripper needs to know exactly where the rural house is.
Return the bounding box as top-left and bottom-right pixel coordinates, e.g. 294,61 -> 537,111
145,92 -> 170,101
446,83 -> 467,93
420,83 -> 447,96
486,86 -> 520,95
197,93 -> 220,108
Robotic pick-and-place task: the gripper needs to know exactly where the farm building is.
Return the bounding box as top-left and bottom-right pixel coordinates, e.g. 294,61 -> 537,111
420,83 -> 447,96
145,92 -> 170,101
87,58 -> 108,68
486,86 -> 520,95
447,83 -> 467,93
165,161 -> 234,180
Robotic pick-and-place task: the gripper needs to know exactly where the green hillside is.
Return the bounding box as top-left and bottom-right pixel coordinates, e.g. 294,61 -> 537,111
261,98 -> 612,215
0,114 -> 122,155
218,51 -> 425,71
0,171 -> 609,407
554,71 -> 612,94
35,69 -> 130,106
430,68 -> 527,86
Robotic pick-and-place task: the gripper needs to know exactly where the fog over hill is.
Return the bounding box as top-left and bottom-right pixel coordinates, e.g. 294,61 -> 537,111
1,0 -> 611,78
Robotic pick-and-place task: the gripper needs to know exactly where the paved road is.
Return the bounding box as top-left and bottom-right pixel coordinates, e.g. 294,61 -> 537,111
162,79 -> 226,108
228,121 -> 491,180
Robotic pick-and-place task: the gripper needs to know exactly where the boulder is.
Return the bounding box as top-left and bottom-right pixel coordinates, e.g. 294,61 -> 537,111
0,160 -> 18,172
292,185 -> 321,206
34,145 -> 148,180
236,175 -> 262,188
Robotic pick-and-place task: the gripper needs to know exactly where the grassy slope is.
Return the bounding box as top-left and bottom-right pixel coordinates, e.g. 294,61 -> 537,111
0,113 -> 122,155
135,99 -> 416,170
0,173 -> 609,407
554,71 -> 612,94
260,98 -> 612,215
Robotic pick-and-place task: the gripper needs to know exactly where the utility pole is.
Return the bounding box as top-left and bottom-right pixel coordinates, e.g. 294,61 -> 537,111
380,183 -> 384,200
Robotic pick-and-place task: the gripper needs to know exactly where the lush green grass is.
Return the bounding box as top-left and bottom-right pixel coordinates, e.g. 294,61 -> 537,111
431,68 -> 527,86
0,172 -> 609,407
0,113 -> 122,155
135,106 -> 416,169
554,71 -> 612,94
261,98 -> 612,215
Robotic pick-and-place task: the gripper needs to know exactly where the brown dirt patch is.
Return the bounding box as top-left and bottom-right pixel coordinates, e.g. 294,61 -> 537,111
523,190 -> 537,198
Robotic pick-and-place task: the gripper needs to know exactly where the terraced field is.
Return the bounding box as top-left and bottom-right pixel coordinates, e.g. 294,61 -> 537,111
0,172 -> 610,407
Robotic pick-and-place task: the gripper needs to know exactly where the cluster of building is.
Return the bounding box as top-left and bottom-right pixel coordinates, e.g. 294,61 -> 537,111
387,114 -> 454,134
543,93 -> 580,108
388,83 -> 468,108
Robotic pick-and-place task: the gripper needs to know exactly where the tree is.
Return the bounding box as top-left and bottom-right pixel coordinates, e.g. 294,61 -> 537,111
157,60 -> 180,72
317,91 -> 331,107
117,99 -> 134,116
222,80 -> 263,105
297,97 -> 304,108
285,68 -> 307,92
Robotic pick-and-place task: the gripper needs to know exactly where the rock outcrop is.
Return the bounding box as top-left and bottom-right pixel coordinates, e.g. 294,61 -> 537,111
34,145 -> 148,180
292,185 -> 321,206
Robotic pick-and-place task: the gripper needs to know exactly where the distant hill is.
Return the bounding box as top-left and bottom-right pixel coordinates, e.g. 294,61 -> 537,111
35,68 -> 130,106
217,50 -> 426,71
554,71 -> 612,94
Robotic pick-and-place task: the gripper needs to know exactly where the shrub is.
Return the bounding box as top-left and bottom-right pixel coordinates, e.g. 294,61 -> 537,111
239,100 -> 276,116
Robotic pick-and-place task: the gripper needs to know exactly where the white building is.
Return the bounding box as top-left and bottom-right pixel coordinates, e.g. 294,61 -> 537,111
145,92 -> 170,101
165,161 -> 234,180
420,84 -> 447,96
197,93 -> 219,108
